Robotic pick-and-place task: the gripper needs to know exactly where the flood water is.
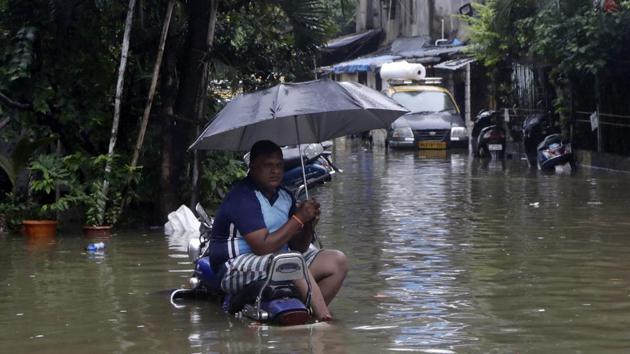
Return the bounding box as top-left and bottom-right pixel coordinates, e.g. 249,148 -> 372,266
3,138 -> 630,353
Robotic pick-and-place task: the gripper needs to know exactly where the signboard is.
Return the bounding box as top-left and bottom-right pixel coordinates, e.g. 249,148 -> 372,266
590,111 -> 599,131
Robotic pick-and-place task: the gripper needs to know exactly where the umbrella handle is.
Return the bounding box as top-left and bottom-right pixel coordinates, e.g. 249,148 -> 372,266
295,116 -> 309,199
294,116 -> 324,247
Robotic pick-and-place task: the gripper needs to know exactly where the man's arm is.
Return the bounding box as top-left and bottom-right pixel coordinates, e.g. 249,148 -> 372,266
244,198 -> 320,255
244,218 -> 304,255
288,220 -> 315,253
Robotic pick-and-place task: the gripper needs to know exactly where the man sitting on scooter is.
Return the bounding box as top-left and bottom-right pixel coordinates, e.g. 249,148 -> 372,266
209,140 -> 348,321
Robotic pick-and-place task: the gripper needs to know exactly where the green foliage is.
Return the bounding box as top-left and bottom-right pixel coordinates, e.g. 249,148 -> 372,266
214,0 -> 334,89
28,153 -> 84,219
0,135 -> 55,190
0,0 -> 345,226
460,0 -> 540,105
0,0 -> 123,152
326,0 -> 357,35
81,154 -> 140,226
200,152 -> 247,211
464,0 -> 630,118
0,191 -> 29,232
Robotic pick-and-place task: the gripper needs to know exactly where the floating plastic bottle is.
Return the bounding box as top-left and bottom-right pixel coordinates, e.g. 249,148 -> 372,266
86,242 -> 106,252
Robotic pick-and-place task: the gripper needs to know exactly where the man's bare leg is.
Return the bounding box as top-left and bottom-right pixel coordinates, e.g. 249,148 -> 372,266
309,249 -> 348,304
293,269 -> 332,321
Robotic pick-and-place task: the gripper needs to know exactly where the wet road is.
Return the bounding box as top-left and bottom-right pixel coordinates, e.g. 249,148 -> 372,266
3,138 -> 630,353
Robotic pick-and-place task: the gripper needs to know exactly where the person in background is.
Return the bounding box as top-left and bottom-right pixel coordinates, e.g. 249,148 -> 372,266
209,140 -> 347,321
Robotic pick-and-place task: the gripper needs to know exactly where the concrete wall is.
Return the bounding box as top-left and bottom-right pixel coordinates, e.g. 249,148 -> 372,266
357,0 -> 474,45
575,150 -> 630,172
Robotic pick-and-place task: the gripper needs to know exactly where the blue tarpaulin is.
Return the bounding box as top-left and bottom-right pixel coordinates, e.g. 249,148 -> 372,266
332,55 -> 401,74
328,36 -> 469,74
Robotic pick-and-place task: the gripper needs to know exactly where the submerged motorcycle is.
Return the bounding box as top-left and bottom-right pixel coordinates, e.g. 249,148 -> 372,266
471,110 -> 506,159
170,204 -> 315,326
536,133 -> 574,172
522,113 -> 574,171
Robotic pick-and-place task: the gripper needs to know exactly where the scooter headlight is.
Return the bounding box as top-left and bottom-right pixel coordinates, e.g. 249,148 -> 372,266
392,126 -> 414,140
187,238 -> 201,262
450,126 -> 467,141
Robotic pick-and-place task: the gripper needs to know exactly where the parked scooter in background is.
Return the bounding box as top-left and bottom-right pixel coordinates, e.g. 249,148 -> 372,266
522,113 -> 553,167
170,204 -> 314,326
522,113 -> 574,172
536,133 -> 574,172
471,110 -> 506,159
281,142 -> 340,198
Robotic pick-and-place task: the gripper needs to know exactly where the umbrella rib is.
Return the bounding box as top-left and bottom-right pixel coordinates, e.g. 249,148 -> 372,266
238,125 -> 248,151
271,84 -> 281,119
335,81 -> 365,110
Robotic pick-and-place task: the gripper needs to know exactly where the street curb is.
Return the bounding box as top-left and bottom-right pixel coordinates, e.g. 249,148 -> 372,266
575,150 -> 630,173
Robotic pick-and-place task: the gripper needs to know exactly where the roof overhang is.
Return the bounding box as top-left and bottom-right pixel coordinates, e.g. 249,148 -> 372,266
433,57 -> 476,71
318,29 -> 384,67
325,35 -> 470,74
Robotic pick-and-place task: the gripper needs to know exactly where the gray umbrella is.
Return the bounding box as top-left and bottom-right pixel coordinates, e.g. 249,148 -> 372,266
189,78 -> 408,197
189,79 -> 408,151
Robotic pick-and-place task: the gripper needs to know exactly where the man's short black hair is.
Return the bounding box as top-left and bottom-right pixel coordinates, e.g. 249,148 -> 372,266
249,140 -> 282,165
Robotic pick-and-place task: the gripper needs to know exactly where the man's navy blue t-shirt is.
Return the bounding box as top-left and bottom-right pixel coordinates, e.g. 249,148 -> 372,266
209,176 -> 295,272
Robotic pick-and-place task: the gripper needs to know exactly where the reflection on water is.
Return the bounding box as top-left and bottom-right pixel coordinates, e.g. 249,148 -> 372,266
3,138 -> 630,352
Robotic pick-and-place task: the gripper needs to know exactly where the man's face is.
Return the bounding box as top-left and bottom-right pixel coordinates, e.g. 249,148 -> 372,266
250,151 -> 284,192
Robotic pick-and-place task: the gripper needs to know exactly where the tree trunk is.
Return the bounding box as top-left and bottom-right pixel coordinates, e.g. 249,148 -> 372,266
101,0 -> 136,226
174,0 -> 218,209
118,0 -> 176,217
130,0 -> 176,171
159,20 -> 180,220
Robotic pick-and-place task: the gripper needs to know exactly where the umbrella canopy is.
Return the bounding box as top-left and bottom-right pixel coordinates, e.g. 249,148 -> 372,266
189,79 -> 408,151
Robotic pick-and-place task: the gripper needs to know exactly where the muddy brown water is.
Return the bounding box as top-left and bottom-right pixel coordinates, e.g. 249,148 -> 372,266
3,139 -> 630,353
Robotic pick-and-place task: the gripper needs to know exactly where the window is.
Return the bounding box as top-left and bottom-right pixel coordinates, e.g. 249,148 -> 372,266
391,91 -> 458,113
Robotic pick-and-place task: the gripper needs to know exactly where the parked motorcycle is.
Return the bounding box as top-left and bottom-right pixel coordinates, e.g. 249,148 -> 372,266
522,113 -> 554,167
170,204 -> 314,326
536,133 -> 574,172
522,113 -> 574,171
282,143 -> 340,197
471,110 -> 506,159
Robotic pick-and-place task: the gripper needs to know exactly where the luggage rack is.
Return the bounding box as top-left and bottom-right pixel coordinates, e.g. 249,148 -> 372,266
386,77 -> 444,86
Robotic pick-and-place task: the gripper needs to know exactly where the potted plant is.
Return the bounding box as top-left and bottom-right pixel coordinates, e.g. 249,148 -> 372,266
80,154 -> 139,237
82,180 -> 119,237
0,135 -> 57,234
24,154 -> 84,237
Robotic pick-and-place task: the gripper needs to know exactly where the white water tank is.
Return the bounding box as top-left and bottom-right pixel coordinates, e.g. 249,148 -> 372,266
380,61 -> 426,81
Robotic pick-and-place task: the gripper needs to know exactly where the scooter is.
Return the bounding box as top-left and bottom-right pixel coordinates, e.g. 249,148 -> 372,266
522,113 -> 574,172
522,113 -> 554,167
536,133 -> 574,172
170,204 -> 314,326
282,143 -> 340,198
471,110 -> 506,159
